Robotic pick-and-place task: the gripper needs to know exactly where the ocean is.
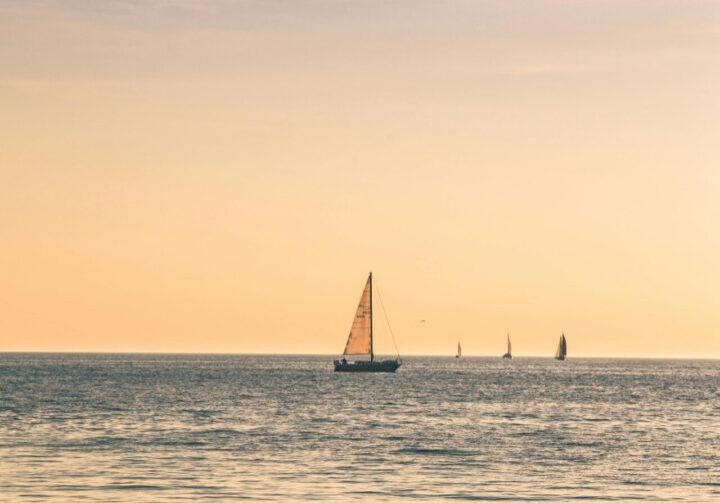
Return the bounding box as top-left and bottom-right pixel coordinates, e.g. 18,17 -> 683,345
0,354 -> 718,501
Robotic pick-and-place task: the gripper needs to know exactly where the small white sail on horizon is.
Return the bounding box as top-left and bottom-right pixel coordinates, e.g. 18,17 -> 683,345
502,332 -> 512,359
555,333 -> 567,360
456,341 -> 461,359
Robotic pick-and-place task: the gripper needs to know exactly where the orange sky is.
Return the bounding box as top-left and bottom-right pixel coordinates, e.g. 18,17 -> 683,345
1,1 -> 719,357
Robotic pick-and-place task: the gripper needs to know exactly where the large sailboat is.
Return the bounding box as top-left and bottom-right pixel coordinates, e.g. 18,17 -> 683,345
334,273 -> 401,372
555,333 -> 567,361
456,341 -> 462,359
502,333 -> 512,360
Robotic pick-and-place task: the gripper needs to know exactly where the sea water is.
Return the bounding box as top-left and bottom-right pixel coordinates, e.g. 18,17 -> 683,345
1,354 -> 718,501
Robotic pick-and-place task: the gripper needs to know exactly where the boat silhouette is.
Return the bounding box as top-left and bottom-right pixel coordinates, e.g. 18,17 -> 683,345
502,333 -> 512,360
334,272 -> 401,372
555,333 -> 567,361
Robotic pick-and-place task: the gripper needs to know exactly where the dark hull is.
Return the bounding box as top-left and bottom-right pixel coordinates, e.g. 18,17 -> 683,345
555,356 -> 566,361
334,360 -> 401,373
502,354 -> 512,360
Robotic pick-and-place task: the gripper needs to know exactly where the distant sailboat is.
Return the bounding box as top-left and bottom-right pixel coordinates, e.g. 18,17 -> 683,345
456,341 -> 462,359
502,333 -> 512,360
334,273 -> 401,372
555,333 -> 567,361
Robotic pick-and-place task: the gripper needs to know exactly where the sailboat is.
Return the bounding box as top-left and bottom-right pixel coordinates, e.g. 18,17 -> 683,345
555,333 -> 567,361
334,272 -> 401,372
502,333 -> 512,360
456,341 -> 462,359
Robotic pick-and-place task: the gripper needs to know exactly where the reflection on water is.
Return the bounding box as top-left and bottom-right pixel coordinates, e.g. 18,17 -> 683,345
1,354 -> 718,501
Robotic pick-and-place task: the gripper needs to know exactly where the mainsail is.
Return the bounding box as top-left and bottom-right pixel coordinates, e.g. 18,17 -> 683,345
343,274 -> 373,357
507,333 -> 512,356
457,341 -> 462,358
555,333 -> 567,360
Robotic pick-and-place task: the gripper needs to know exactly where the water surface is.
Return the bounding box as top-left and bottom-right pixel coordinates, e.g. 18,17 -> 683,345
1,354 -> 718,501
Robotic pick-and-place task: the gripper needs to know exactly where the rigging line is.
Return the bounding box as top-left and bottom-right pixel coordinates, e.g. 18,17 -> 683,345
374,280 -> 401,358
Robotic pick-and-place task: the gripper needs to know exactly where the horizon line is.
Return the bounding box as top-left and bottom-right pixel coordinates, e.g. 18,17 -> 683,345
0,350 -> 717,360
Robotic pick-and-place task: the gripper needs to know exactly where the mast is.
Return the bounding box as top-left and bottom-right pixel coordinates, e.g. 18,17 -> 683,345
369,271 -> 374,362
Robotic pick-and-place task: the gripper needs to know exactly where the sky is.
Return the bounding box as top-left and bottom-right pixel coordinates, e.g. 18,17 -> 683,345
1,0 -> 719,357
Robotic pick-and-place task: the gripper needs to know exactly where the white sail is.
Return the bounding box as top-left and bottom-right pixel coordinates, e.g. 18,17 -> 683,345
457,341 -> 462,358
555,334 -> 567,359
507,333 -> 512,356
343,275 -> 372,356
